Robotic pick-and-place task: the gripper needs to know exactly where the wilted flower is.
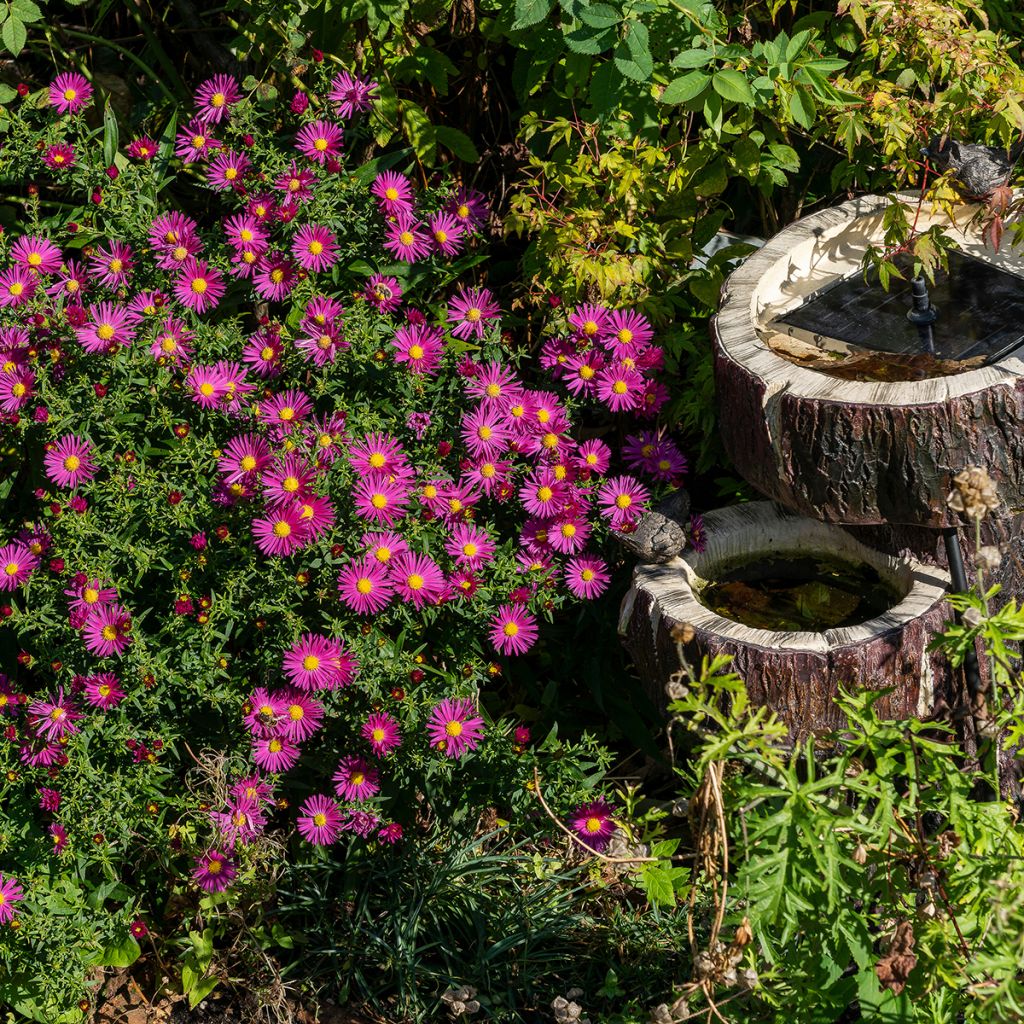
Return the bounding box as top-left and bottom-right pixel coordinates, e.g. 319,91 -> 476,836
947,466 -> 1000,521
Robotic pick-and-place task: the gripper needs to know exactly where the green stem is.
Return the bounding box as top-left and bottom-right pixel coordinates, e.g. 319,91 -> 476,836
127,2 -> 190,100
975,515 -> 1002,798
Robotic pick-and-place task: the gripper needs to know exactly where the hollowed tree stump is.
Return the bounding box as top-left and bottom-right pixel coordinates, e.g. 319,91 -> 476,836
619,503 -> 956,738
713,193 -> 1024,528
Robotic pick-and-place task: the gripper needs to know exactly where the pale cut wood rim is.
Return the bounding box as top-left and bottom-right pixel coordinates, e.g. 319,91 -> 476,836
625,502 -> 951,653
715,193 -> 1024,406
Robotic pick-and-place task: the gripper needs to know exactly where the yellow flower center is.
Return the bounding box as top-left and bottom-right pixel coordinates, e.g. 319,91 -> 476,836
240,455 -> 257,471
466,307 -> 481,322
97,323 -> 116,341
302,655 -> 320,671
8,282 -> 23,297
101,625 -> 118,641
270,268 -> 285,283
537,486 -> 553,503
161,336 -> 177,352
269,739 -> 282,753
372,728 -> 385,742
462,542 -> 478,557
375,546 -> 391,562
63,88 -> 77,101
408,344 -> 424,360
618,328 -> 633,344
308,240 -> 324,255
191,278 -> 208,294
370,493 -> 387,509
3,562 -> 18,576
288,178 -> 301,192
225,168 -> 238,180
356,578 -> 373,594
289,705 -> 304,720
99,684 -> 111,697
200,382 -> 215,396
434,230 -> 448,244
260,346 -> 274,360
399,231 -> 414,246
64,455 -> 81,471
580,365 -> 595,379
211,92 -> 226,107
612,380 -> 628,394
615,494 -> 632,509
11,383 -> 25,397
561,523 -> 576,537
208,859 -> 223,874
481,463 -> 495,478
66,280 -> 79,292
478,426 -> 492,440
457,204 -> 469,218
313,812 -> 327,826
581,569 -> 595,582
279,407 -> 295,420
369,453 -> 386,468
407,574 -> 424,590
27,253 -> 42,266
84,588 -> 99,603
583,320 -> 598,336
585,817 -> 602,833
503,622 -> 519,637
109,259 -> 124,273
273,521 -> 292,538
283,476 -> 300,493
50,707 -> 65,720
445,720 -> 464,737
314,138 -> 328,151
385,187 -> 399,200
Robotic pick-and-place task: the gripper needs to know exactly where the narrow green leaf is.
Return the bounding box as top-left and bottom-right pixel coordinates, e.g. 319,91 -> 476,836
102,100 -> 119,167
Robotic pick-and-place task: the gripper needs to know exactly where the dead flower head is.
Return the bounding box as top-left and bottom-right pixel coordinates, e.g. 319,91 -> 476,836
441,986 -> 480,1018
947,467 -> 1000,521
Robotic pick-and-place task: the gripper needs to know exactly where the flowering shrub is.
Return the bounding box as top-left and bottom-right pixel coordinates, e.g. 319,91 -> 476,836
0,63 -> 693,1016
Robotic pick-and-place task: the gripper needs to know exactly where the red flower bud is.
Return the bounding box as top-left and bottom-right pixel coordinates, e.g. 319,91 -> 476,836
167,491 -> 182,505
16,83 -> 28,97
105,165 -> 119,180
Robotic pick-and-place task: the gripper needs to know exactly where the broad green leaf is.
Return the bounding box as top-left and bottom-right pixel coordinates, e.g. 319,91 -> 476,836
672,47 -> 713,69
10,0 -> 41,21
188,975 -> 219,1009
579,2 -> 620,28
0,83 -> 17,103
640,865 -> 676,907
2,16 -> 26,56
402,101 -> 437,165
513,0 -> 554,29
565,24 -> 616,54
660,72 -> 710,105
436,125 -> 479,162
712,69 -> 754,106
98,935 -> 141,968
789,86 -> 816,128
614,22 -> 653,81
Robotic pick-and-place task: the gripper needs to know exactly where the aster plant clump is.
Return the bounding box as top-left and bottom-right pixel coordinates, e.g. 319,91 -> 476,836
0,64 -> 693,1013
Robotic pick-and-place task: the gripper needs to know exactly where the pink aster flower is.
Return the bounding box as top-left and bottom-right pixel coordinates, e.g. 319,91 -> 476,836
568,303 -> 611,342
447,186 -> 489,229
43,435 -> 97,489
175,117 -> 222,163
43,143 -> 76,169
597,475 -> 649,530
232,776 -> 275,805
392,323 -> 444,375
278,689 -> 324,742
548,513 -> 591,555
370,171 -> 415,216
563,351 -> 607,397
378,822 -> 404,844
303,294 -> 345,331
252,506 -> 309,556
262,454 -> 316,507
274,161 -> 317,205
564,556 -> 610,599
360,530 -> 409,567
0,267 -> 38,308
88,241 -> 134,289
297,794 -> 343,845
64,576 -> 117,614
253,252 -> 298,301
223,213 -> 269,253
352,475 -> 410,526
342,810 -> 380,837
83,672 -> 125,709
464,457 -> 512,497
460,404 -> 511,459
569,799 -> 617,851
427,212 -> 465,257
28,688 -> 83,740
82,603 -> 133,657
390,551 -> 445,609
218,433 -> 272,482
127,136 -> 159,160
207,149 -> 250,190
427,697 -> 485,759
244,688 -> 285,737
149,316 -> 194,364
39,787 -> 62,813
210,796 -> 268,845
364,273 -> 403,313
329,70 -> 379,118
605,308 -> 655,353
384,215 -> 432,263
337,556 -> 395,615
518,470 -> 567,520
489,604 -> 539,656
74,302 -> 134,354
595,363 -> 644,413
444,524 -> 495,569
194,75 -> 242,123
576,439 -> 611,476
0,369 -> 33,413
296,495 -> 336,542
332,756 -> 380,802
261,388 -> 313,432
0,872 -> 24,924
296,120 -> 344,164
297,325 -> 343,367
252,734 -> 301,773
348,432 -> 407,477
241,331 -> 283,377
49,823 -> 68,854
291,223 -> 339,273
12,236 -> 63,275
48,72 -> 93,114
362,712 -> 402,757
186,364 -> 230,410
447,286 -> 500,341
192,849 -> 237,892
174,258 -> 225,314
283,633 -> 353,691
3,542 -> 41,592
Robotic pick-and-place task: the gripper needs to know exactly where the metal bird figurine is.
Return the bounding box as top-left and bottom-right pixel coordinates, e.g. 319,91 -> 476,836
614,488 -> 691,563
925,135 -> 1024,199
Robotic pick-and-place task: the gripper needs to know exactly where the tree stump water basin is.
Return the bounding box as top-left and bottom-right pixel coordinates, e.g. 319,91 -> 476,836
713,193 -> 1024,528
620,503 -> 953,737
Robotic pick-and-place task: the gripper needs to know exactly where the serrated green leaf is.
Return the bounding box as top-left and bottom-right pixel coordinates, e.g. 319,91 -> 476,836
660,71 -> 710,105
789,86 -> 816,128
640,865 -> 676,907
614,22 -> 652,81
712,68 -> 754,106
436,125 -> 479,162
403,101 -> 437,165
10,0 -> 41,22
565,24 -> 616,54
1,16 -> 27,56
672,47 -> 713,69
513,0 -> 554,29
578,2 -> 620,28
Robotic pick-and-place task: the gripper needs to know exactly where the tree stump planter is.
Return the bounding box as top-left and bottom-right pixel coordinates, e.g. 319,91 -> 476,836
713,193 -> 1024,528
620,503 -> 954,738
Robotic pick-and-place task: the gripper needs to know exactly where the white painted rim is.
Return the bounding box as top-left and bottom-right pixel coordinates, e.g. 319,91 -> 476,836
630,502 -> 950,652
715,192 -> 1024,406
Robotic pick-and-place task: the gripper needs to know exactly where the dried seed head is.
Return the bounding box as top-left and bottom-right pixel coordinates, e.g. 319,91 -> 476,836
649,1005 -> 674,1024
977,545 -> 1003,573
947,466 -> 1000,521
665,679 -> 688,701
670,621 -> 696,644
734,917 -> 754,947
853,842 -> 868,865
739,968 -> 760,990
963,607 -> 983,628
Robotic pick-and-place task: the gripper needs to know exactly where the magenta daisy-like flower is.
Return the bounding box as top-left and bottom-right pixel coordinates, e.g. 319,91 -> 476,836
0,542 -> 37,591
12,236 -> 63,275
427,697 -> 485,759
489,604 -> 539,657
296,495 -> 336,542
127,136 -> 159,160
283,633 -> 351,691
174,258 -> 225,314
232,776 -> 275,806
43,435 -> 97,489
597,475 -> 650,530
75,302 -> 134,354
297,794 -> 343,845
595,363 -> 644,413
362,712 -> 402,757
392,323 -> 444,375
383,216 -> 432,263
364,274 -> 403,314
278,689 -> 324,742
64,576 -> 117,614
253,734 -> 301,773
193,849 -> 237,892
207,149 -> 250,190
89,241 -> 135,289
244,688 -> 285,737
568,303 -> 611,342
252,506 -> 309,557
48,72 -> 93,114
447,186 -> 489,229
262,454 -> 316,507
0,872 -> 25,924
291,223 -> 339,273
390,551 -> 445,609
39,787 -> 61,813
337,556 -> 395,615
352,475 -> 410,526
43,143 -> 76,169
605,308 -> 655,353
261,388 -> 313,432
297,326 -> 343,367
447,286 -> 500,341
223,213 -> 269,253
564,556 -> 610,600
569,800 -> 617,851
241,331 -> 283,377
0,267 -> 38,308
150,316 -> 194,364
444,524 -> 495,569
50,824 -> 68,854
332,755 -> 380,802
378,822 -> 404,844
218,433 -> 272,483
83,672 -> 125,709
370,171 -> 415,216
175,117 -> 222,163
329,70 -> 379,118
296,120 -> 344,164
427,212 -> 465,258
194,75 -> 242,123
28,688 -> 83,740
563,351 -> 606,397
274,162 -> 317,205
253,252 -> 297,302
82,603 -> 133,658
185,364 -> 230,410
576,439 -> 611,476
460,404 -> 511,459
348,432 -> 406,477
210,796 -> 267,844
